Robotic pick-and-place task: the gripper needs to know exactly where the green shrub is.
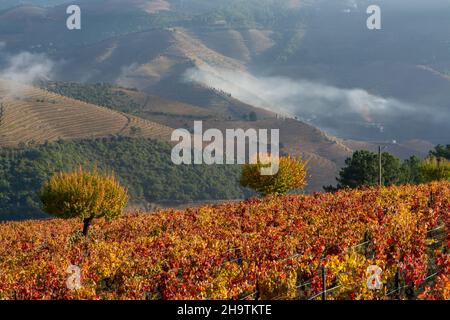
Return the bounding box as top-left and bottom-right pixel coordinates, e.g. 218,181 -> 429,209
419,157 -> 450,183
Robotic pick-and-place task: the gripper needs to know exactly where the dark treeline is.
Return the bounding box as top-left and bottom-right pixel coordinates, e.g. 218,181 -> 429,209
43,82 -> 141,114
0,137 -> 248,221
326,145 -> 450,191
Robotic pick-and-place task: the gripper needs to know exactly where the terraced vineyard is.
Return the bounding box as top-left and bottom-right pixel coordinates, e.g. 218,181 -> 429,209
0,79 -> 174,146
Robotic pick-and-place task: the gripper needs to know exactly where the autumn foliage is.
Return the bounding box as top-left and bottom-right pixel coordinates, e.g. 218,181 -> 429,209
0,182 -> 448,300
240,155 -> 307,196
39,167 -> 128,236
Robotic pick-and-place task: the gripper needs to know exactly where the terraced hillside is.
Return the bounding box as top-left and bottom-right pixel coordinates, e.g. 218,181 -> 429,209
0,80 -> 174,146
41,81 -> 432,191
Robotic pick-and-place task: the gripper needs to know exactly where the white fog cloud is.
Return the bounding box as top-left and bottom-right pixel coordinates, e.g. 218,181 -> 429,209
1,51 -> 54,85
0,49 -> 55,96
184,65 -> 448,140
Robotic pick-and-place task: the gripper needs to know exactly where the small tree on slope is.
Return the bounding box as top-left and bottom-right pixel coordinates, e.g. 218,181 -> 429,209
240,155 -> 307,196
40,167 -> 128,236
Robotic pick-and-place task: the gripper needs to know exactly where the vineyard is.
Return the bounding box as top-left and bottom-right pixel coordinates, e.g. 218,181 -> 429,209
0,79 -> 173,146
0,182 -> 448,300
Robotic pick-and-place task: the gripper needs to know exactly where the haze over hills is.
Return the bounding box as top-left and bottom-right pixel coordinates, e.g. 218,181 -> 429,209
0,75 -> 432,198
0,1 -> 70,10
0,0 -> 447,196
1,0 -> 448,143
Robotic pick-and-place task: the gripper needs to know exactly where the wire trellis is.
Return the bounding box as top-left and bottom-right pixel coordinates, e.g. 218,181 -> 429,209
224,218 -> 446,301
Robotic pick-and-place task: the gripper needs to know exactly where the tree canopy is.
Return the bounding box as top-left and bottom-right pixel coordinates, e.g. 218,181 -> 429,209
40,167 -> 129,236
429,144 -> 450,160
241,155 -> 307,196
332,151 -> 427,190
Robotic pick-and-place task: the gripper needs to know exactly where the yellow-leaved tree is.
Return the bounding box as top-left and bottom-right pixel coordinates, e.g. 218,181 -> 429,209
419,157 -> 450,183
240,154 -> 307,196
40,167 -> 128,236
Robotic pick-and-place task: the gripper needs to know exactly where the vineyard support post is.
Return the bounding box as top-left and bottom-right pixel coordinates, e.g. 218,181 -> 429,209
428,191 -> 434,207
394,268 -> 401,300
82,217 -> 93,236
378,145 -> 382,186
255,278 -> 260,301
405,284 -> 415,300
321,266 -> 326,300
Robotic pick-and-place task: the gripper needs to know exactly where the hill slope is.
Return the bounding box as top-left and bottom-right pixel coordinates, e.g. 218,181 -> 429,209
41,81 -> 431,191
0,79 -> 174,146
40,81 -> 350,191
1,1 -> 449,143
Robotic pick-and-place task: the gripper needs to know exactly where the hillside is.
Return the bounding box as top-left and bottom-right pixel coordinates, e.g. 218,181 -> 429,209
40,81 -> 349,190
41,81 -> 431,191
2,1 -> 448,144
1,79 -> 344,192
0,1 -> 69,10
54,27 -> 249,90
43,81 -> 274,121
0,182 -> 448,300
1,1 -> 449,133
0,79 -> 174,146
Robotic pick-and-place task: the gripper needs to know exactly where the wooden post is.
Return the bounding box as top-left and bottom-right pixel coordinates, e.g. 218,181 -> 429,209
82,217 -> 93,237
255,278 -> 260,301
405,284 -> 415,300
321,266 -> 327,301
378,145 -> 382,187
394,268 -> 401,300
428,191 -> 434,207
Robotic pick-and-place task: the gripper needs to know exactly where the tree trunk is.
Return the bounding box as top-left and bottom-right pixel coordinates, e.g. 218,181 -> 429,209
82,217 -> 93,237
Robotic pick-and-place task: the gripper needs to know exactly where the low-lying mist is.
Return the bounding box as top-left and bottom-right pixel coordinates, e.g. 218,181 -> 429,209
184,65 -> 450,143
0,46 -> 55,95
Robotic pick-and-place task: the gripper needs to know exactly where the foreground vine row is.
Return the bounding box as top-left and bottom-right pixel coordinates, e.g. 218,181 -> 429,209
0,182 -> 448,300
